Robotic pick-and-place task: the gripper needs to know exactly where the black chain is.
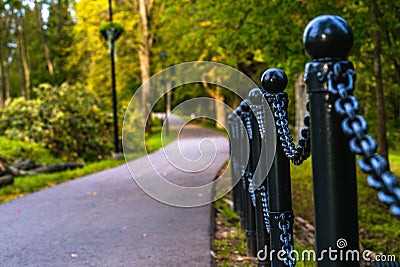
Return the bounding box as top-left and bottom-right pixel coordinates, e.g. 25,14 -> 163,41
251,100 -> 268,139
242,111 -> 257,207
264,92 -> 311,165
245,172 -> 256,207
259,185 -> 271,233
243,111 -> 253,140
248,101 -> 272,233
271,211 -> 296,267
327,64 -> 400,217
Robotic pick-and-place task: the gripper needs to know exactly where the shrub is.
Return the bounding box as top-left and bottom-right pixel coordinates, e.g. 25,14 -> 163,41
0,83 -> 114,162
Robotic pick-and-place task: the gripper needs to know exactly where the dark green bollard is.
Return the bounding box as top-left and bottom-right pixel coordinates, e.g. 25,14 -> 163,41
261,69 -> 295,267
304,15 -> 359,266
234,106 -> 247,230
249,88 -> 271,267
240,100 -> 258,257
227,113 -> 241,214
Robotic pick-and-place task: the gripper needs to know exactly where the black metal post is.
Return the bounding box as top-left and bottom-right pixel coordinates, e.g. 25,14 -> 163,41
261,69 -> 294,267
108,0 -> 120,156
234,106 -> 246,229
249,88 -> 271,267
303,15 -> 359,266
227,113 -> 240,214
160,51 -> 169,136
240,100 -> 257,257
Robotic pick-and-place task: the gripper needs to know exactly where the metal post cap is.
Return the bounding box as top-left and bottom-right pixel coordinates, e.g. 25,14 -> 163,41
303,15 -> 353,60
261,68 -> 288,92
248,88 -> 265,105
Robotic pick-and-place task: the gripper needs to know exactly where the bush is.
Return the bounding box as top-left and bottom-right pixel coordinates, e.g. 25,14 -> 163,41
0,136 -> 61,165
0,83 -> 113,162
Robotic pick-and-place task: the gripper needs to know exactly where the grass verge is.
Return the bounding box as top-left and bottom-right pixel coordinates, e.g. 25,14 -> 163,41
0,120 -> 178,204
212,195 -> 257,267
0,136 -> 62,164
0,158 -> 126,204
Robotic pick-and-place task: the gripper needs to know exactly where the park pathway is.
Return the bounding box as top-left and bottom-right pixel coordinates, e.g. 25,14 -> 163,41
0,116 -> 229,267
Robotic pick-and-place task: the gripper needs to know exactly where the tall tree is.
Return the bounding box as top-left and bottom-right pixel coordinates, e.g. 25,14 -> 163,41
0,0 -> 15,106
68,0 -> 141,104
371,0 -> 389,166
18,8 -> 31,98
47,0 -> 74,84
138,0 -> 153,133
34,0 -> 54,77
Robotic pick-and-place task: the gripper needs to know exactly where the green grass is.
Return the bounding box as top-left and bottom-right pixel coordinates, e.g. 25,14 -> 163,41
213,197 -> 255,266
0,158 -> 126,203
145,127 -> 178,153
291,151 -> 400,257
0,121 -> 178,204
0,136 -> 62,164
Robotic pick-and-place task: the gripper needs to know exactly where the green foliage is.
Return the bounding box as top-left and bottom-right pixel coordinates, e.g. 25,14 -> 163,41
1,0 -> 399,152
67,0 -> 141,107
0,125 -> 177,204
0,136 -> 61,165
99,21 -> 125,40
47,0 -> 75,85
144,117 -> 178,153
290,155 -> 400,257
213,196 -> 255,265
152,0 -> 399,149
0,83 -> 114,162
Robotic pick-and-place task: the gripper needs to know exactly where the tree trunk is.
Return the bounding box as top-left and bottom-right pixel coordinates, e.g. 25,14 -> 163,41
0,175 -> 14,187
0,55 -> 4,108
20,23 -> 31,99
16,31 -> 27,98
138,0 -> 152,133
371,0 -> 390,168
383,30 -> 400,124
294,74 -> 307,141
9,162 -> 83,177
215,85 -> 226,129
3,59 -> 11,101
34,0 -> 54,77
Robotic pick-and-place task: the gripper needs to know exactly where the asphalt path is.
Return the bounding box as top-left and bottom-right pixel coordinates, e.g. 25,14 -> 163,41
0,117 -> 229,267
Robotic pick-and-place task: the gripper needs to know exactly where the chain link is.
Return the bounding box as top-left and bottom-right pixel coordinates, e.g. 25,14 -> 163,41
251,102 -> 267,139
327,64 -> 400,217
243,111 -> 253,140
264,92 -> 311,165
245,172 -> 256,207
258,186 -> 271,233
275,212 -> 296,267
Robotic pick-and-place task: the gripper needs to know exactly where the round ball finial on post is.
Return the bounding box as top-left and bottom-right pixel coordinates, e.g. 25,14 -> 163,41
303,15 -> 353,60
261,68 -> 288,93
249,88 -> 265,105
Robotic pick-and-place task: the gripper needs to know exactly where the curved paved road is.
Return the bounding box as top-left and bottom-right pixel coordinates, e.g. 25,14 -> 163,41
0,118 -> 229,267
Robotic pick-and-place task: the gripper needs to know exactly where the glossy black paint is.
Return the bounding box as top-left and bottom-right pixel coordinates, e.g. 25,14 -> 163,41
303,15 -> 353,60
304,15 -> 359,267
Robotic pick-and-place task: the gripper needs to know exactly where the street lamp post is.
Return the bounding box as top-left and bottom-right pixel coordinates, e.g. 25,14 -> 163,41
102,0 -> 123,157
160,51 -> 170,136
